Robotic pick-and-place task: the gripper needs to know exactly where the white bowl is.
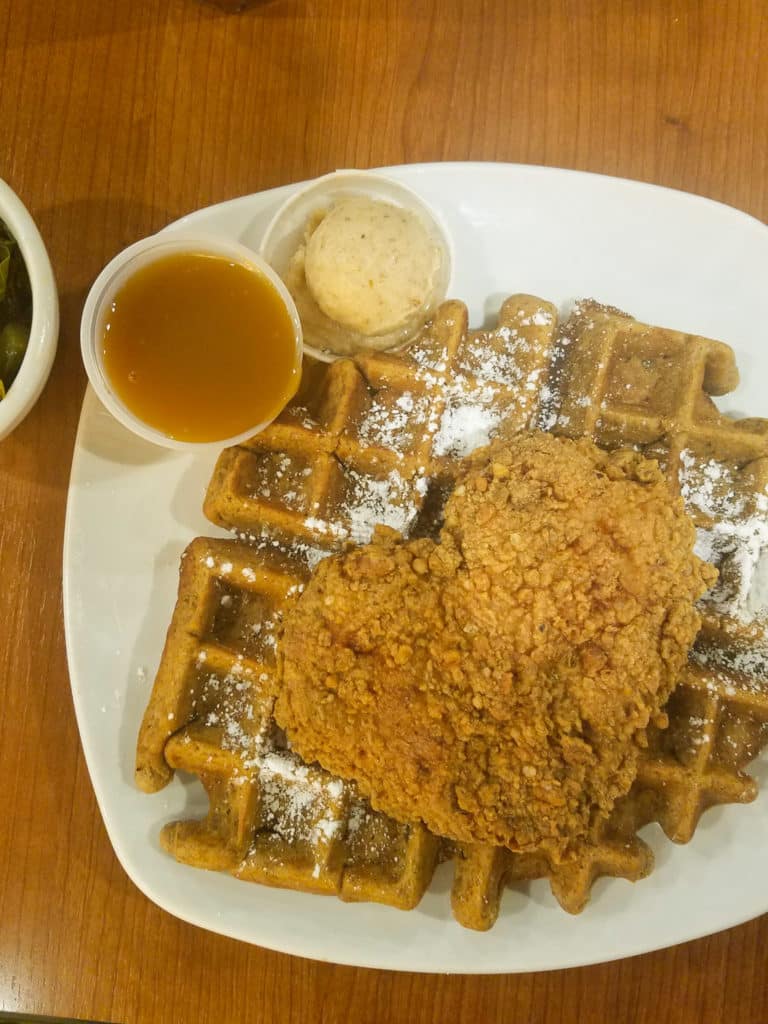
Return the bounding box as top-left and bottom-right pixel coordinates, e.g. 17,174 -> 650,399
259,169 -> 454,362
0,179 -> 59,441
80,234 -> 303,451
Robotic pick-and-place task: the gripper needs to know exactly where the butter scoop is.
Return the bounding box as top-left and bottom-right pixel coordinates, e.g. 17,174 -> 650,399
303,197 -> 441,337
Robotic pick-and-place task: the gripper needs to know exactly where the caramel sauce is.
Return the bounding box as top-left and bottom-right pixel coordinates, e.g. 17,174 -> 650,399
101,251 -> 300,443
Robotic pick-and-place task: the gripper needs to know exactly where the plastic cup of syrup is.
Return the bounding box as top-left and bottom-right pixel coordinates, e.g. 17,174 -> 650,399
81,234 -> 303,450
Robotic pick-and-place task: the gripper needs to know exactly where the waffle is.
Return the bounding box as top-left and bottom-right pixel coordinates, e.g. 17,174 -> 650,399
545,300 -> 768,837
449,302 -> 768,927
203,294 -> 558,556
139,536 -> 440,909
136,296 -> 768,930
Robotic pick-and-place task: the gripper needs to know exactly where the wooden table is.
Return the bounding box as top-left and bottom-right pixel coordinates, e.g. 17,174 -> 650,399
1,1 -> 766,1021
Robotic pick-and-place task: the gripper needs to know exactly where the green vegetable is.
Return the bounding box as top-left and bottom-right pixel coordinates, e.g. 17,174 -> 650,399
0,242 -> 11,301
0,322 -> 30,381
0,219 -> 32,399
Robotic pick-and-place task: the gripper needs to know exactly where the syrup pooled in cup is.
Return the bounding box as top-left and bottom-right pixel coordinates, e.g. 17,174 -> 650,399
100,251 -> 301,443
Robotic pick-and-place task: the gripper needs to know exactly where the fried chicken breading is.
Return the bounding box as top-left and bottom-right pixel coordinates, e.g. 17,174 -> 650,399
275,433 -> 716,858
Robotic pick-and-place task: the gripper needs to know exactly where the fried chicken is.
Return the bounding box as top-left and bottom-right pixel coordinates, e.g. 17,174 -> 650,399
275,433 -> 716,859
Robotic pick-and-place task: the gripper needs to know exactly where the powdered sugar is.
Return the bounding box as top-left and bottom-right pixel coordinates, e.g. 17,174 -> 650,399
257,749 -> 344,847
357,391 -> 429,453
679,450 -> 748,520
692,633 -> 768,692
234,527 -> 331,574
432,400 -> 500,458
345,468 -> 422,544
303,516 -> 347,540
679,449 -> 768,624
196,666 -> 346,852
248,452 -> 312,511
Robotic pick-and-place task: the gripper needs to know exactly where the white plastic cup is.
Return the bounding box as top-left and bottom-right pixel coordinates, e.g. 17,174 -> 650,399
259,170 -> 454,363
80,233 -> 303,451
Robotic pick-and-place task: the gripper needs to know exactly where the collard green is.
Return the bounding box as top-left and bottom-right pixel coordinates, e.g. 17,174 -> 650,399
0,219 -> 32,399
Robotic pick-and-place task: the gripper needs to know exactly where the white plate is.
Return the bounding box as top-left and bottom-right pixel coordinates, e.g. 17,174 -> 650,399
64,163 -> 768,973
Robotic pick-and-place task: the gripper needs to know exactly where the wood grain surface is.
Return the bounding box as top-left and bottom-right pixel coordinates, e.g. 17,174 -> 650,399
0,1 -> 766,1021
